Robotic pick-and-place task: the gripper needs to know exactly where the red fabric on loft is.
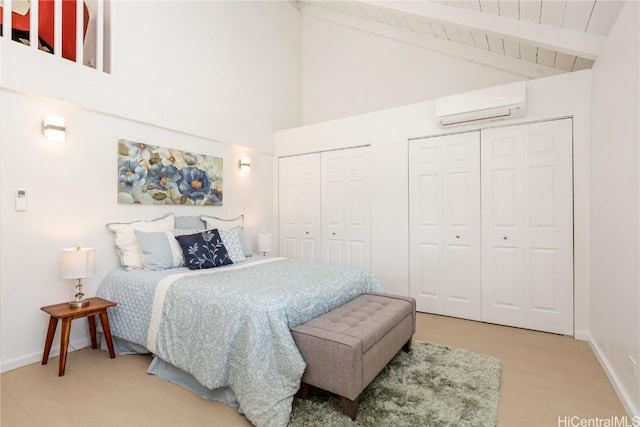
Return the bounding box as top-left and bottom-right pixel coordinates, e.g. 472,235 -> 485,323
0,0 -> 89,62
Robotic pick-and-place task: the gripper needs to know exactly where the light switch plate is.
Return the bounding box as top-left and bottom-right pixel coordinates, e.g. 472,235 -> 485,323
16,190 -> 27,211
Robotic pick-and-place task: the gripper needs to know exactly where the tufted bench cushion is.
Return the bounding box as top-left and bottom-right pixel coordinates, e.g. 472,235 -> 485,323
291,292 -> 416,420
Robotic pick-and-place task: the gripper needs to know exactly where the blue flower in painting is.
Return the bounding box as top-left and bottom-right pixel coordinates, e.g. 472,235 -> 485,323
119,160 -> 147,186
177,167 -> 211,201
148,163 -> 179,190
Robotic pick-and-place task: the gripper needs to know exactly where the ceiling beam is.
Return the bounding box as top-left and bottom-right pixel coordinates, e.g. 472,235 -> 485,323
301,4 -> 564,79
359,0 -> 604,59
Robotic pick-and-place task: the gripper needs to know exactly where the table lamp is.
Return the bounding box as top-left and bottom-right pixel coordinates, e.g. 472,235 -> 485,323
60,244 -> 95,308
257,233 -> 272,257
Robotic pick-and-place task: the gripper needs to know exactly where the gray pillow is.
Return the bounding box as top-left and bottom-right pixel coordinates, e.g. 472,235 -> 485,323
175,216 -> 206,230
238,232 -> 252,257
134,230 -> 184,270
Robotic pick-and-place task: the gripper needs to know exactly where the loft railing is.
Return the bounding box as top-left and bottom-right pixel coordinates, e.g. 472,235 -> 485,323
1,0 -> 111,73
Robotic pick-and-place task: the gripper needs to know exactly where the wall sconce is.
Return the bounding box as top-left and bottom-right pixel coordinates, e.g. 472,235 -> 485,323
44,115 -> 66,141
239,157 -> 251,173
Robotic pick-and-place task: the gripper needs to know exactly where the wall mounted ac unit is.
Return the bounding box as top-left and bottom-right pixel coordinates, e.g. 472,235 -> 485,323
435,81 -> 526,128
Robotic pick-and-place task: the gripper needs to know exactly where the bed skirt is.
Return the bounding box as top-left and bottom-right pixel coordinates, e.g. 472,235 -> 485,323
100,334 -> 240,408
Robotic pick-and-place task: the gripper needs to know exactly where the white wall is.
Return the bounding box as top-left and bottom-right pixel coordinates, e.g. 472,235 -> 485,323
0,90 -> 276,371
589,0 -> 640,417
0,0 -> 302,153
0,1 -> 302,372
275,71 -> 592,338
302,14 -> 524,125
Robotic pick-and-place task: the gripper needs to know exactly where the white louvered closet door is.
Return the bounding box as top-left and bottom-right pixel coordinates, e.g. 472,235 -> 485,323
278,154 -> 322,261
321,146 -> 372,271
481,118 -> 573,335
409,132 -> 481,320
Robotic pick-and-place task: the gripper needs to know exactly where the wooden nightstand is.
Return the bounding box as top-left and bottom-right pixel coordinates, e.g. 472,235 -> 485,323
41,297 -> 117,376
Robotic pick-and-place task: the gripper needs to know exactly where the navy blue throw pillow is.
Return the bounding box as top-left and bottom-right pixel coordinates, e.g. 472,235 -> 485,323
174,229 -> 233,270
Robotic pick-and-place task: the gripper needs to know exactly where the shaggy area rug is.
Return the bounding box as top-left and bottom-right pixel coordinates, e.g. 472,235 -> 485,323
288,340 -> 501,427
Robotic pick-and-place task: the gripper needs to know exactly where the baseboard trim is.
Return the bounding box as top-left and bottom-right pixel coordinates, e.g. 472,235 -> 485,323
0,338 -> 92,373
574,329 -> 589,341
588,334 -> 639,419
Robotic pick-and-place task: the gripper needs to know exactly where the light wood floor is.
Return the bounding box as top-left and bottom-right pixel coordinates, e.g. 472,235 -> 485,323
1,313 -> 626,426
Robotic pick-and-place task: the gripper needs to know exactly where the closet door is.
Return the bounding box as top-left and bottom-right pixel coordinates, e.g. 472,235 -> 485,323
409,132 -> 481,320
278,154 -> 322,261
321,146 -> 371,270
481,119 -> 573,335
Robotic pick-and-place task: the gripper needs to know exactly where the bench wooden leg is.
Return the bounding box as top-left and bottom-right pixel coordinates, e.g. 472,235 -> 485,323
402,338 -> 412,352
341,394 -> 360,420
296,382 -> 309,399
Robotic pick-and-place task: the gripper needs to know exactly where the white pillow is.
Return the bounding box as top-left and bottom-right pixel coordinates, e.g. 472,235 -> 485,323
201,215 -> 243,230
107,214 -> 175,269
201,215 -> 252,257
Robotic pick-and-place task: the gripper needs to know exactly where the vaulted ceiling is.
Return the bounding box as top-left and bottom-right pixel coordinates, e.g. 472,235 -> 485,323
293,0 -> 625,78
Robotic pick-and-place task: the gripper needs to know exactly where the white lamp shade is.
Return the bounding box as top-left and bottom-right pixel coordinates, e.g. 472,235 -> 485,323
257,233 -> 273,253
60,247 -> 96,279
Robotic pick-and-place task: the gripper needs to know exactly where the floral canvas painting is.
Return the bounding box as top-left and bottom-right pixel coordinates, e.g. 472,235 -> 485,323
118,140 -> 223,206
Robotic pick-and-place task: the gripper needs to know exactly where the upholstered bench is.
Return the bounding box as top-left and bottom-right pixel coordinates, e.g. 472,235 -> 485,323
291,292 -> 416,420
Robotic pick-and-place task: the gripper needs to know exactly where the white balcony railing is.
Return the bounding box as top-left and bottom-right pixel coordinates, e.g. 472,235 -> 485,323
1,0 -> 110,73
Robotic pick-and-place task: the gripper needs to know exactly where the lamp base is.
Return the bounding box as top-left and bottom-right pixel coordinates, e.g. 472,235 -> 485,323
69,299 -> 90,308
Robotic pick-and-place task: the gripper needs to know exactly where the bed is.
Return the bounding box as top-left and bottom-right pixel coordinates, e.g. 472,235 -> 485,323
96,255 -> 382,427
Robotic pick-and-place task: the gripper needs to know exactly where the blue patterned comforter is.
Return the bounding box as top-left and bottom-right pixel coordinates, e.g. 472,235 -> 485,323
97,258 -> 382,427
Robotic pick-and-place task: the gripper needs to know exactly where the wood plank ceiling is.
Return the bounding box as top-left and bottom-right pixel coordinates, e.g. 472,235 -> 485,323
295,0 -> 625,78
